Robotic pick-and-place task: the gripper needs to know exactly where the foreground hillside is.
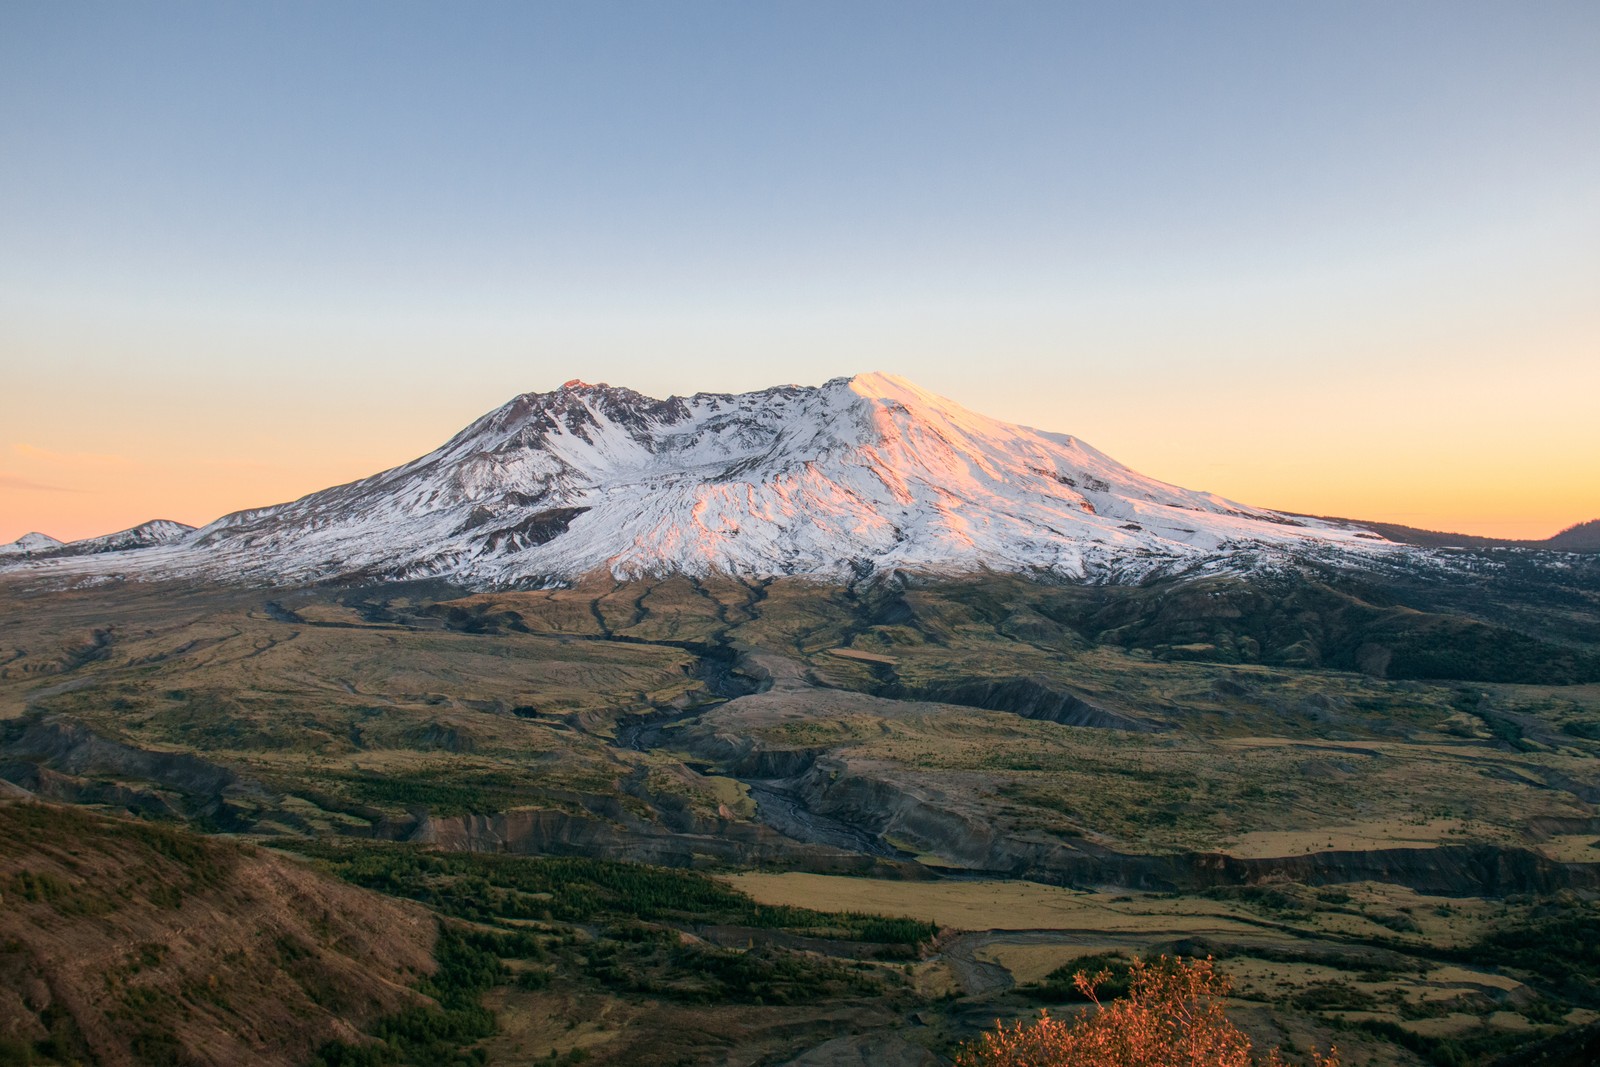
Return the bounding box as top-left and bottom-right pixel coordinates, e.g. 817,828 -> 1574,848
0,802 -> 435,1066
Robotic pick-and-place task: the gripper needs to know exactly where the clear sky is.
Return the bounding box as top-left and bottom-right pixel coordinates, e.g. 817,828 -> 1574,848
3,1 -> 1597,543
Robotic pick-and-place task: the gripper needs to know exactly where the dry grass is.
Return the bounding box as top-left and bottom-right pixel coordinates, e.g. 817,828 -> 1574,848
477,989 -> 635,1062
726,873 -> 1286,938
1221,818 -> 1472,858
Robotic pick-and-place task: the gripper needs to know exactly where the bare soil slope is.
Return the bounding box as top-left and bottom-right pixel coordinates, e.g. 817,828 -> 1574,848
0,801 -> 435,1066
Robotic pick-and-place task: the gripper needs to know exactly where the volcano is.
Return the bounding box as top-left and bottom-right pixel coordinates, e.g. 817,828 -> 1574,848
3,373 -> 1394,586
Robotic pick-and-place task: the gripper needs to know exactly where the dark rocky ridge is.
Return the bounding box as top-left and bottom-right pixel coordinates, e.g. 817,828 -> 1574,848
881,675 -> 1161,732
399,784 -> 1600,898
777,753 -> 1600,897
15,703 -> 1590,900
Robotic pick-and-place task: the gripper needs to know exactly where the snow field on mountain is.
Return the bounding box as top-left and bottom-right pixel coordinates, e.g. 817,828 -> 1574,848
2,373 -> 1395,586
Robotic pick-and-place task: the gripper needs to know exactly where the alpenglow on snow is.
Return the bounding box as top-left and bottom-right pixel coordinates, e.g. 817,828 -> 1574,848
3,373 -> 1395,586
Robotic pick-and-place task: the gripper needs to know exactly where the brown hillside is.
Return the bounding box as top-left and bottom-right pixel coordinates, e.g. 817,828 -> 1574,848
0,802 -> 435,1066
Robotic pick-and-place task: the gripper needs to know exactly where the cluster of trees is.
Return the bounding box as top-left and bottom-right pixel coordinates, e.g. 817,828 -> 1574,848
309,928 -> 497,1067
298,844 -> 917,1062
1024,952 -> 1133,1003
332,768 -> 532,818
585,937 -> 886,1006
1461,897 -> 1600,1008
296,842 -> 935,944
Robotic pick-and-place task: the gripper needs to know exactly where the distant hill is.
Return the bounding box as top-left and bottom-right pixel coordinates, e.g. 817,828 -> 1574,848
1297,516 -> 1600,554
1548,519 -> 1600,552
0,532 -> 63,557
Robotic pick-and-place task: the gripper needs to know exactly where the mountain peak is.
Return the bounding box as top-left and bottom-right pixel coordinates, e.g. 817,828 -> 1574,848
0,532 -> 64,555
2,373 -> 1397,587
0,521 -> 194,560
845,370 -> 933,398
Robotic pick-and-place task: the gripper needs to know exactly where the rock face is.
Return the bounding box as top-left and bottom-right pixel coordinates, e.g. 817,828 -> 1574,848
0,716 -> 259,826
3,373 -> 1394,587
886,676 -> 1163,732
406,807 -> 906,877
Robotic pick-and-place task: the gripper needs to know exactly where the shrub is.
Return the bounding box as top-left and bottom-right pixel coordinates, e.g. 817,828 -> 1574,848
957,956 -> 1338,1067
1026,952 -> 1134,1003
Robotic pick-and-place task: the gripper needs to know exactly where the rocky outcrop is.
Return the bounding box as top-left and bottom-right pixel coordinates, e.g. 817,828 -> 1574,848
885,675 -> 1159,732
0,715 -> 267,827
725,749 -> 1600,898
1181,844 -> 1600,897
1,716 -> 239,796
407,805 -> 924,878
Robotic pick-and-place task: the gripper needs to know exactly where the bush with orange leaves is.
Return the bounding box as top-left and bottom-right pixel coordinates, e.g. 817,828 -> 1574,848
956,956 -> 1339,1067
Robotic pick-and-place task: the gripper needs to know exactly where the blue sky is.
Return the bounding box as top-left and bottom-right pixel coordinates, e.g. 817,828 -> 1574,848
3,2 -> 1597,540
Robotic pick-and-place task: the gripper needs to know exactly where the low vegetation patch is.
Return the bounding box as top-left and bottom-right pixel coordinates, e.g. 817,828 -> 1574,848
290,840 -> 929,1063
1023,952 -> 1135,1003
286,840 -> 936,945
1460,896 -> 1600,1007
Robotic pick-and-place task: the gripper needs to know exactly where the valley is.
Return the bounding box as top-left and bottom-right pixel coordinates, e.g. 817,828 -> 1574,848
5,2 -> 1593,1061
3,554 -> 1599,1064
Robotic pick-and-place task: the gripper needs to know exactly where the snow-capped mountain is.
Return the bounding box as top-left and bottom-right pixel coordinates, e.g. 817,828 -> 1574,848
0,532 -> 65,557
3,373 -> 1396,586
53,520 -> 195,556
0,522 -> 193,560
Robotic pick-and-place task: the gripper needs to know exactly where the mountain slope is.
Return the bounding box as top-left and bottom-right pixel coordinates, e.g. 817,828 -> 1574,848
4,373 -> 1395,587
1549,519 -> 1600,553
0,801 -> 435,1066
52,520 -> 195,557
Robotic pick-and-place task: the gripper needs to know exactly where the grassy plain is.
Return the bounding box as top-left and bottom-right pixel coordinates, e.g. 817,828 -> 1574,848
725,871 -> 1591,1065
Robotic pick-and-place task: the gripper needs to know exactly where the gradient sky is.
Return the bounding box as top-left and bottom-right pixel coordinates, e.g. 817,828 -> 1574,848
3,1 -> 1597,543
